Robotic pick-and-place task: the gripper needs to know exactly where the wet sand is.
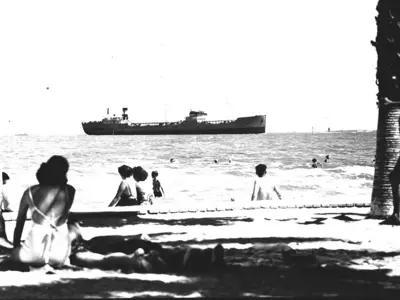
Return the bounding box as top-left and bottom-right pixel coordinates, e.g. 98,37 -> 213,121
1,206 -> 400,298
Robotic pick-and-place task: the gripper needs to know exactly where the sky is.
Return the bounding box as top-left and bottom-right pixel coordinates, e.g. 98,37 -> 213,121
0,0 -> 378,134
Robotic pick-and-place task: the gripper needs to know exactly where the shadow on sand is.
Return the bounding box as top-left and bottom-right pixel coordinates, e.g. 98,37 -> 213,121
1,250 -> 400,298
77,216 -> 256,228
2,213 -> 400,297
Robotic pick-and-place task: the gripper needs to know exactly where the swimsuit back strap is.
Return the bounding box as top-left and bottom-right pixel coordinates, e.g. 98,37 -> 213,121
28,187 -> 61,231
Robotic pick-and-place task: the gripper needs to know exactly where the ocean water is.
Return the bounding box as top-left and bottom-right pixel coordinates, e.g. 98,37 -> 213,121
0,132 -> 376,210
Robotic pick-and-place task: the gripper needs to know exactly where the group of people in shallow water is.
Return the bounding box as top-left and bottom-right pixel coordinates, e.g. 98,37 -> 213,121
311,155 -> 330,168
0,155 -> 224,272
108,165 -> 165,207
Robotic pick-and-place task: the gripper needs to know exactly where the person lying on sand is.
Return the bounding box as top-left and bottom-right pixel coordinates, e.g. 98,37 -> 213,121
11,156 -> 76,268
251,164 -> 282,201
108,165 -> 138,207
68,223 -> 225,273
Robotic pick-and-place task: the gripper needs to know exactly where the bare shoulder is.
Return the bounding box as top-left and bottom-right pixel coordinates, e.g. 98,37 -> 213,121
66,184 -> 76,196
26,184 -> 39,195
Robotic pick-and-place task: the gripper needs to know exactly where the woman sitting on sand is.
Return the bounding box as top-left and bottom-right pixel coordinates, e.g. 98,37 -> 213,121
11,155 -> 76,268
251,164 -> 282,201
133,166 -> 153,205
68,223 -> 225,274
108,165 -> 138,207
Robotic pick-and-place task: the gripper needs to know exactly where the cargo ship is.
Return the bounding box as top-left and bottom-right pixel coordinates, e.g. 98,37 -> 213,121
82,108 -> 266,135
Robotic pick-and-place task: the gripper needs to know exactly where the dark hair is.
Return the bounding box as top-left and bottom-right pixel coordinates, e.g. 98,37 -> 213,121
151,171 -> 159,178
118,165 -> 133,178
2,172 -> 10,181
36,155 -> 69,185
255,164 -> 267,177
312,158 -> 317,163
133,166 -> 148,182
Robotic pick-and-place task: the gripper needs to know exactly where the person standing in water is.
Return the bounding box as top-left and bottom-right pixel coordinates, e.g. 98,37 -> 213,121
109,165 -> 138,207
151,171 -> 165,198
251,164 -> 282,201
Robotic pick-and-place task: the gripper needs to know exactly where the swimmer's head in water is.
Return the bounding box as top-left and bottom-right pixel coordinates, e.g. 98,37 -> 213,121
312,158 -> 317,163
2,172 -> 9,185
133,166 -> 148,182
118,165 -> 133,179
255,164 -> 267,177
326,155 -> 330,159
151,170 -> 158,178
214,159 -> 218,164
170,158 -> 175,163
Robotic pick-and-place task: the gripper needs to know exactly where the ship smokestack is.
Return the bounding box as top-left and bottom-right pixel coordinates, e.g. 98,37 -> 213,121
122,107 -> 128,121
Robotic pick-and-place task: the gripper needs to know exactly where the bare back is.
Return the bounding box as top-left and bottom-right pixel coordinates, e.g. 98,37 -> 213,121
29,184 -> 75,227
253,177 -> 275,200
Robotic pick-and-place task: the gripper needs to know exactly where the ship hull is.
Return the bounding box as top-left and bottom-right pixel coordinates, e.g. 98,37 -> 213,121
82,115 -> 266,135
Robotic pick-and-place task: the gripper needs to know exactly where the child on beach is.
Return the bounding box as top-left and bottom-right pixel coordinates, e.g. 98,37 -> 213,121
251,164 -> 282,201
151,171 -> 165,198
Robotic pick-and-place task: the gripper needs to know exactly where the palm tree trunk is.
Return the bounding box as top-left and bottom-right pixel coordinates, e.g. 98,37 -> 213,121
370,0 -> 400,218
371,106 -> 400,217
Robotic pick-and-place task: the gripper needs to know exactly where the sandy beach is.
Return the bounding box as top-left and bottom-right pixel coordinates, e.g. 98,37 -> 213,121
0,204 -> 400,298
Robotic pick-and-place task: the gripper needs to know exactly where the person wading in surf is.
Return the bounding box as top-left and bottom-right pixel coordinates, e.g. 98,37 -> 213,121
251,164 -> 282,201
